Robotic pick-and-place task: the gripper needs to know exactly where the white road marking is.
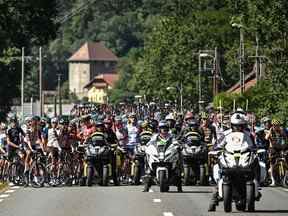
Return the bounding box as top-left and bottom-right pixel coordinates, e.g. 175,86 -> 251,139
5,190 -> 15,193
153,199 -> 162,203
0,194 -> 9,198
149,189 -> 154,193
163,212 -> 174,216
11,186 -> 20,189
0,199 -> 3,202
283,188 -> 288,192
8,183 -> 14,186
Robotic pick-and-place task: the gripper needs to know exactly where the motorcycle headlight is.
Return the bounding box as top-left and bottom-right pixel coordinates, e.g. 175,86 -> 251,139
159,152 -> 165,160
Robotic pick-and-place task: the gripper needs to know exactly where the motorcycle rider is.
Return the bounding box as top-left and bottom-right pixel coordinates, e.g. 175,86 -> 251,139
265,118 -> 288,186
143,121 -> 182,192
208,113 -> 260,211
165,113 -> 178,136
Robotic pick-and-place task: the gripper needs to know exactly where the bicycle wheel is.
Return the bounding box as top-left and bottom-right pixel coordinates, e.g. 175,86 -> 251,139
30,162 -> 46,188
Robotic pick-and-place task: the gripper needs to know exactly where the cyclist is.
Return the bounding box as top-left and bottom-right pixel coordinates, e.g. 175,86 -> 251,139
7,117 -> 25,162
265,118 -> 288,186
24,116 -> 44,186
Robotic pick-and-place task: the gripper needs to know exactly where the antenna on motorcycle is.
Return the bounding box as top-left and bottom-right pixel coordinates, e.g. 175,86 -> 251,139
246,99 -> 249,111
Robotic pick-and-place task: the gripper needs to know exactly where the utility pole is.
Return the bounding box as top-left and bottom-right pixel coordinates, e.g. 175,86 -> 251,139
198,53 -> 202,112
239,27 -> 245,94
39,47 -> 43,116
21,47 -> 25,120
213,47 -> 220,97
57,73 -> 62,116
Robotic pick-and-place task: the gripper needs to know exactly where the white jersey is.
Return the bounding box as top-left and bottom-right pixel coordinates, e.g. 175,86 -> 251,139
47,128 -> 60,149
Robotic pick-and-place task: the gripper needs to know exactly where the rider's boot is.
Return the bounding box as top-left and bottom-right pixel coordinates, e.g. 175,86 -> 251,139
142,175 -> 151,192
177,175 -> 183,192
208,189 -> 219,212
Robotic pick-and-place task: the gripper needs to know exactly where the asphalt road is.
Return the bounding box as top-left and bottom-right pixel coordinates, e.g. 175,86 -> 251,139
0,185 -> 288,216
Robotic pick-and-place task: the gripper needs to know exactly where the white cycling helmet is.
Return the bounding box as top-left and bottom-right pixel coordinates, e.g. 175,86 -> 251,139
165,113 -> 175,121
230,113 -> 247,125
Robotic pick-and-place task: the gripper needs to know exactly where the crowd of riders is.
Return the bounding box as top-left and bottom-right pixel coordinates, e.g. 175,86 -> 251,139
0,103 -> 287,206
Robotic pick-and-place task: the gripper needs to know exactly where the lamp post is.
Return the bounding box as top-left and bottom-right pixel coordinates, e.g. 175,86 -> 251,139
232,23 -> 245,94
167,82 -> 183,113
198,51 -> 215,112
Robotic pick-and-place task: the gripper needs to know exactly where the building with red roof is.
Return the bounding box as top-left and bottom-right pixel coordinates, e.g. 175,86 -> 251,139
84,73 -> 119,104
68,42 -> 118,99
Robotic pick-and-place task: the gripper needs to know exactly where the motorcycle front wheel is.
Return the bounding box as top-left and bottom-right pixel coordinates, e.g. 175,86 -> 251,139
223,183 -> 232,212
159,170 -> 168,192
246,182 -> 255,212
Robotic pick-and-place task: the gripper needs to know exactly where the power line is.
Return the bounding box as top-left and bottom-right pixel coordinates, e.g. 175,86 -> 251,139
55,0 -> 97,24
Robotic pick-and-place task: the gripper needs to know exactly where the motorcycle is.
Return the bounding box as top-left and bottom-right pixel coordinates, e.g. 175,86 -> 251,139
218,132 -> 259,212
145,137 -> 181,192
84,132 -> 111,186
181,132 -> 208,186
131,131 -> 152,185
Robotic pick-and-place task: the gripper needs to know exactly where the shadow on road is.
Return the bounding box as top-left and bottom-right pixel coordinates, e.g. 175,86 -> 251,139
167,190 -> 212,194
254,210 -> 288,214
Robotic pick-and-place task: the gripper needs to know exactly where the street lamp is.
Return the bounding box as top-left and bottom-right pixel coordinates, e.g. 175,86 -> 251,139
232,22 -> 245,94
166,84 -> 183,113
198,51 -> 215,112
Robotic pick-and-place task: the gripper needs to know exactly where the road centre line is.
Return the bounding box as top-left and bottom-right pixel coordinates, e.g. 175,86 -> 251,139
0,194 -> 10,198
163,212 -> 174,216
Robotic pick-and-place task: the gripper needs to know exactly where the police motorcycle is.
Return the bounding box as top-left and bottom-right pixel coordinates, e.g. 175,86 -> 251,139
181,131 -> 208,185
83,132 -> 111,186
217,114 -> 260,212
145,121 -> 182,192
132,130 -> 153,185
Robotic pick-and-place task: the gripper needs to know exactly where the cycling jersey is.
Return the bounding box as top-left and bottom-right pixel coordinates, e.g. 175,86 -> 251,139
7,126 -> 25,149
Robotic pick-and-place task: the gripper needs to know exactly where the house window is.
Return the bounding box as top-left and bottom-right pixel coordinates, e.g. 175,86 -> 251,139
104,61 -> 110,68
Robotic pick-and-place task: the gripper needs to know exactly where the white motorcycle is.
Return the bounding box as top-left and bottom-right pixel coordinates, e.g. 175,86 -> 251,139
145,138 -> 181,192
218,132 -> 259,212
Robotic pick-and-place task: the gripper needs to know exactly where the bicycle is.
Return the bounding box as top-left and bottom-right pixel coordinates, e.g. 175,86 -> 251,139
29,148 -> 46,188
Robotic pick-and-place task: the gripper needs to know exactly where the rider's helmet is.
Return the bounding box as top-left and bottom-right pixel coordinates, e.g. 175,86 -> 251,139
230,113 -> 247,132
95,121 -> 105,132
159,120 -> 169,130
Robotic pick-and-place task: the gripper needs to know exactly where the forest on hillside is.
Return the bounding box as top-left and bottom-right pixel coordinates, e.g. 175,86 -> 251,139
1,0 -> 288,120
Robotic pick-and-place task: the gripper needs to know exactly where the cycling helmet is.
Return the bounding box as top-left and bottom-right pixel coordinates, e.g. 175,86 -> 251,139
187,119 -> 199,128
25,116 -> 33,123
9,116 -> 18,123
128,112 -> 136,118
261,116 -> 271,123
115,116 -> 122,122
32,116 -> 41,121
184,111 -> 193,120
271,118 -> 281,126
51,117 -> 58,124
200,112 -> 209,119
103,118 -> 112,124
165,113 -> 175,121
59,118 -> 69,125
